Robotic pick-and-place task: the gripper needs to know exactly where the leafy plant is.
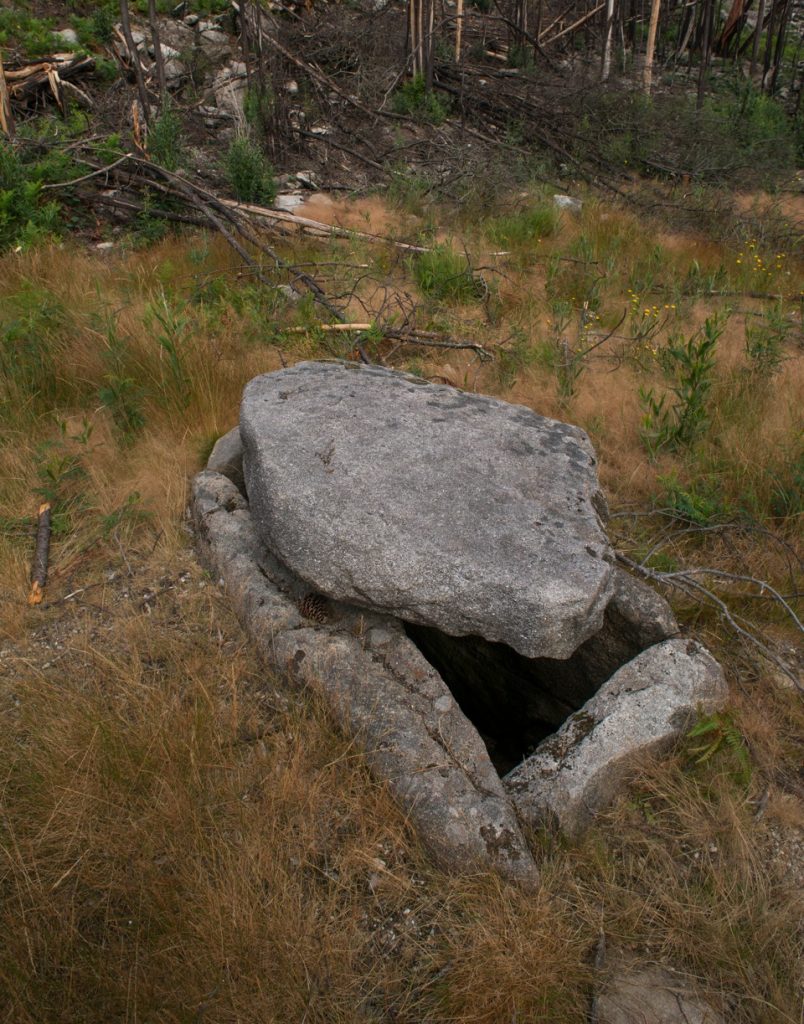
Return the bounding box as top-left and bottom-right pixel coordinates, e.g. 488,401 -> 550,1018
0,142 -> 61,252
495,329 -> 536,389
684,710 -> 752,788
392,75 -> 451,124
411,244 -> 482,302
744,301 -> 790,376
639,313 -> 725,457
100,491 -> 153,537
33,419 -> 94,534
99,375 -> 146,443
147,106 -> 183,172
71,7 -> 114,47
225,136 -> 276,205
149,291 -> 191,408
486,203 -> 559,253
659,473 -> 729,525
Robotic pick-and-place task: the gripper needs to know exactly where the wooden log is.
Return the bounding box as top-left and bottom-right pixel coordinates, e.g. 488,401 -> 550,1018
28,502 -> 52,606
0,52 -> 13,137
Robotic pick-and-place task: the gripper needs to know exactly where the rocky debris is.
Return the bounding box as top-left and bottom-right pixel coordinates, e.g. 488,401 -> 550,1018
212,61 -> 247,115
505,639 -> 728,835
594,954 -> 725,1024
190,469 -> 540,888
114,15 -> 232,91
240,361 -> 616,660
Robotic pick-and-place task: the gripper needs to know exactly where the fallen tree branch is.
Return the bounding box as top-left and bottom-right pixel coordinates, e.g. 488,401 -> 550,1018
617,553 -> 802,690
28,502 -> 52,607
287,322 -> 493,359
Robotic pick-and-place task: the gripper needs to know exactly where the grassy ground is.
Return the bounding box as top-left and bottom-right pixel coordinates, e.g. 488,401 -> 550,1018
0,186 -> 802,1022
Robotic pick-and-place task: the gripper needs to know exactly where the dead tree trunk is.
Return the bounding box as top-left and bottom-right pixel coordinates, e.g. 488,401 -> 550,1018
643,0 -> 661,91
696,0 -> 714,107
147,0 -> 167,105
768,0 -> 791,92
601,0 -> 616,79
408,0 -> 435,86
749,0 -> 766,74
119,0 -> 150,124
0,51 -> 14,137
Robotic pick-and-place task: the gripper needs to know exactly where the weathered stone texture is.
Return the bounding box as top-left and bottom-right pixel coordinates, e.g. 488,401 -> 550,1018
191,470 -> 539,888
241,361 -> 615,660
504,639 -> 727,835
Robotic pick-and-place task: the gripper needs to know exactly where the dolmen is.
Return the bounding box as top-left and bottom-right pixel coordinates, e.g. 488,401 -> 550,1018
191,361 -> 726,888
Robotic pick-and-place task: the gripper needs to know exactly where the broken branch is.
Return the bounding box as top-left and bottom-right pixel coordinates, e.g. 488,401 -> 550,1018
28,502 -> 52,607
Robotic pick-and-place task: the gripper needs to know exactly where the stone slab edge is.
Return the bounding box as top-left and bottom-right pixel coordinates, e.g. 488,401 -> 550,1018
190,469 -> 540,889
505,638 -> 728,837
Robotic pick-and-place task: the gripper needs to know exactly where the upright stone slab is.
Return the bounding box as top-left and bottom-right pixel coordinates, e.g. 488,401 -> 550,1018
240,361 -> 616,659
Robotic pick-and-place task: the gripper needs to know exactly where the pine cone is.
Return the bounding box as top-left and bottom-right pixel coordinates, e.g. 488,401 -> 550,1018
298,592 -> 330,623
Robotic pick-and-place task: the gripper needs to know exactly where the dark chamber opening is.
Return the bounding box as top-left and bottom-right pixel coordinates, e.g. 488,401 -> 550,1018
405,605 -> 648,776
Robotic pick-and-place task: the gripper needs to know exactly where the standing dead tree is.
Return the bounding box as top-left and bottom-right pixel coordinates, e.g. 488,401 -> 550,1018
408,0 -> 436,88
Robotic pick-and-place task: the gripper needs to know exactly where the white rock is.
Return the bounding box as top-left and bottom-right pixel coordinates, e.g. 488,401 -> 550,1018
553,194 -> 583,213
54,27 -> 79,47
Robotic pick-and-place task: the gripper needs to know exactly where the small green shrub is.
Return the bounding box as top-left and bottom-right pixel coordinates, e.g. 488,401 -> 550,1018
640,313 -> 725,456
495,329 -> 536,389
147,107 -> 183,172
658,472 -> 730,525
684,710 -> 752,788
225,137 -> 276,205
243,85 -> 275,138
411,244 -> 483,302
744,301 -> 790,376
99,376 -> 146,442
148,291 -> 191,409
392,75 -> 450,124
0,143 -> 61,252
0,10 -> 57,56
33,419 -> 94,535
0,286 -> 71,412
71,7 -> 114,47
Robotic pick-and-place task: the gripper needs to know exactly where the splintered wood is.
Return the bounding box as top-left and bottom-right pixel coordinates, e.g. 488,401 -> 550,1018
0,52 -> 94,129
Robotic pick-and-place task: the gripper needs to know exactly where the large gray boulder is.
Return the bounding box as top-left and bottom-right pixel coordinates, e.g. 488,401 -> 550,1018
240,361 -> 616,660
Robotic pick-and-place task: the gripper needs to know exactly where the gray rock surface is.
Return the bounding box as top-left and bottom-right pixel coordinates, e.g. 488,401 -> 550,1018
595,955 -> 725,1024
207,425 -> 244,492
191,469 -> 539,888
505,639 -> 727,835
213,61 -> 247,115
240,361 -> 615,660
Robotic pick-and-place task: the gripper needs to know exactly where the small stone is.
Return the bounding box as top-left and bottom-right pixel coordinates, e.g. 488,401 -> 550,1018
553,194 -> 583,213
54,27 -> 79,47
206,426 -> 244,491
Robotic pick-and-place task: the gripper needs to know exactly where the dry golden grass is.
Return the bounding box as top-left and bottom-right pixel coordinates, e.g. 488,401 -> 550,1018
0,193 -> 801,1021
